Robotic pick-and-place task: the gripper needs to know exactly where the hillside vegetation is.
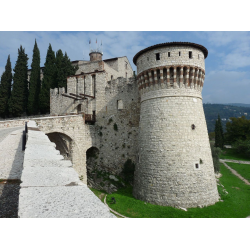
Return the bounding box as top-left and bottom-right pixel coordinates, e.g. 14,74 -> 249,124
203,104 -> 250,133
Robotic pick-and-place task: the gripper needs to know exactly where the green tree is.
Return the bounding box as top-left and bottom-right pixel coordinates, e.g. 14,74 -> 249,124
209,131 -> 215,141
233,139 -> 250,156
27,40 -> 41,115
8,46 -> 29,117
215,114 -> 224,149
0,55 -> 12,117
39,44 -> 56,114
55,49 -> 65,89
210,142 -> 221,173
62,52 -> 78,91
55,50 -> 78,91
225,116 -> 250,143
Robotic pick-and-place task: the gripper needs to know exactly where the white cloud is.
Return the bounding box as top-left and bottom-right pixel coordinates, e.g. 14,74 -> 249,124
0,31 -> 147,75
203,70 -> 250,103
197,32 -> 250,70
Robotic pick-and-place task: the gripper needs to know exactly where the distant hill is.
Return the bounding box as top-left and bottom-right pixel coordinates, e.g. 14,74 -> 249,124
203,104 -> 250,133
226,103 -> 250,108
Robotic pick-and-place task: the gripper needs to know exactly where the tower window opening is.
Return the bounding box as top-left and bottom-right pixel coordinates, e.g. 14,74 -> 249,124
125,63 -> 128,69
117,100 -> 123,110
189,51 -> 193,59
126,72 -> 127,79
179,52 -> 181,56
168,52 -> 170,57
156,53 -> 160,60
198,54 -> 200,59
111,75 -> 113,80
195,163 -> 199,169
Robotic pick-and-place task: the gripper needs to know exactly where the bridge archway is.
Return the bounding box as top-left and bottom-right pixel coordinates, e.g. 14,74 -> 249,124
46,132 -> 73,161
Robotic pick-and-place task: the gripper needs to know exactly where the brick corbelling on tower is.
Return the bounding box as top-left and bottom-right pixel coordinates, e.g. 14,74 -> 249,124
137,65 -> 205,91
137,66 -> 205,79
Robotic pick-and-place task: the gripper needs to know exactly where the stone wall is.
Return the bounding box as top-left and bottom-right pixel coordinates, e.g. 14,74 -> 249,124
76,60 -> 104,74
104,58 -> 119,71
33,115 -> 90,184
90,76 -> 140,175
136,46 -> 205,75
133,43 -> 219,208
0,119 -> 28,129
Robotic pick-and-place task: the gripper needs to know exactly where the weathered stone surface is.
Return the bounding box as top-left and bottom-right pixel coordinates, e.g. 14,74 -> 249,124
19,186 -> 115,218
133,43 -> 219,208
20,167 -> 83,187
0,128 -> 24,180
19,121 -> 115,218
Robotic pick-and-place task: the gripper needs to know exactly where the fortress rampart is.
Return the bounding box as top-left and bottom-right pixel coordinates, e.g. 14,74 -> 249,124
46,42 -> 219,207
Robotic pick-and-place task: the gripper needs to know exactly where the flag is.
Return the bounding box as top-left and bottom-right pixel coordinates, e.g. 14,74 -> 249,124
89,39 -> 91,44
101,40 -> 102,46
96,39 -> 97,43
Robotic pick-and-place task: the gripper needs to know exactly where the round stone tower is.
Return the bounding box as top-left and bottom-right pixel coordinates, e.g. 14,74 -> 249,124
89,51 -> 102,62
133,42 -> 219,208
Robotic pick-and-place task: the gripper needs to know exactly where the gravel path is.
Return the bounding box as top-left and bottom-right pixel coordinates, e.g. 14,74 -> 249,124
0,126 -> 24,218
220,159 -> 250,165
220,160 -> 250,186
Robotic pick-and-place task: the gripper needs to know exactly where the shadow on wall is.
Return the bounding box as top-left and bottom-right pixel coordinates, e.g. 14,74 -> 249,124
46,132 -> 73,161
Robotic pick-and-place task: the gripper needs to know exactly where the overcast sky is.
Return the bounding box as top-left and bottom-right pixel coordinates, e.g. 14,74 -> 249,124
0,31 -> 249,104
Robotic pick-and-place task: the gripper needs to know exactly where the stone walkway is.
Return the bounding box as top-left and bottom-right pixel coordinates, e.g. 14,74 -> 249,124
0,128 -> 24,180
18,121 -> 115,218
0,126 -> 24,218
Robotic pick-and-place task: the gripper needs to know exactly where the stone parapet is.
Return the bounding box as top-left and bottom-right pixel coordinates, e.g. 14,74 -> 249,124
18,120 -> 115,218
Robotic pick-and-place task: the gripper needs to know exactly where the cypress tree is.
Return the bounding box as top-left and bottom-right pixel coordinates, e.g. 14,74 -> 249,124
0,55 -> 12,118
214,114 -> 224,149
55,50 -> 78,91
218,114 -> 224,146
39,44 -> 56,114
8,46 -> 29,117
55,49 -> 65,89
27,40 -> 41,115
62,52 -> 78,91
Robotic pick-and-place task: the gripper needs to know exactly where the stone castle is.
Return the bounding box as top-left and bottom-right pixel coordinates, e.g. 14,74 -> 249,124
47,42 -> 219,208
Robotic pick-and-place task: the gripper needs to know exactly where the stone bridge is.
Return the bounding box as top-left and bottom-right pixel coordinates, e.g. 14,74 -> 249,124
32,115 -> 94,184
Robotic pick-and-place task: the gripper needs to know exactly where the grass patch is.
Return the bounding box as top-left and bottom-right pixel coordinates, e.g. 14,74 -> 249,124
220,148 -> 250,161
89,188 -> 107,203
105,164 -> 250,218
226,162 -> 250,182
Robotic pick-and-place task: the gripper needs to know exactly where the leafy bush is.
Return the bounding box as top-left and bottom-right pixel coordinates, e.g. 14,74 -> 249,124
233,139 -> 250,157
210,143 -> 222,173
225,116 -> 250,143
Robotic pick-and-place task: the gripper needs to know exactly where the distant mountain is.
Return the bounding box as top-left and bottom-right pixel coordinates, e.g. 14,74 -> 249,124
226,103 -> 250,108
203,104 -> 250,133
